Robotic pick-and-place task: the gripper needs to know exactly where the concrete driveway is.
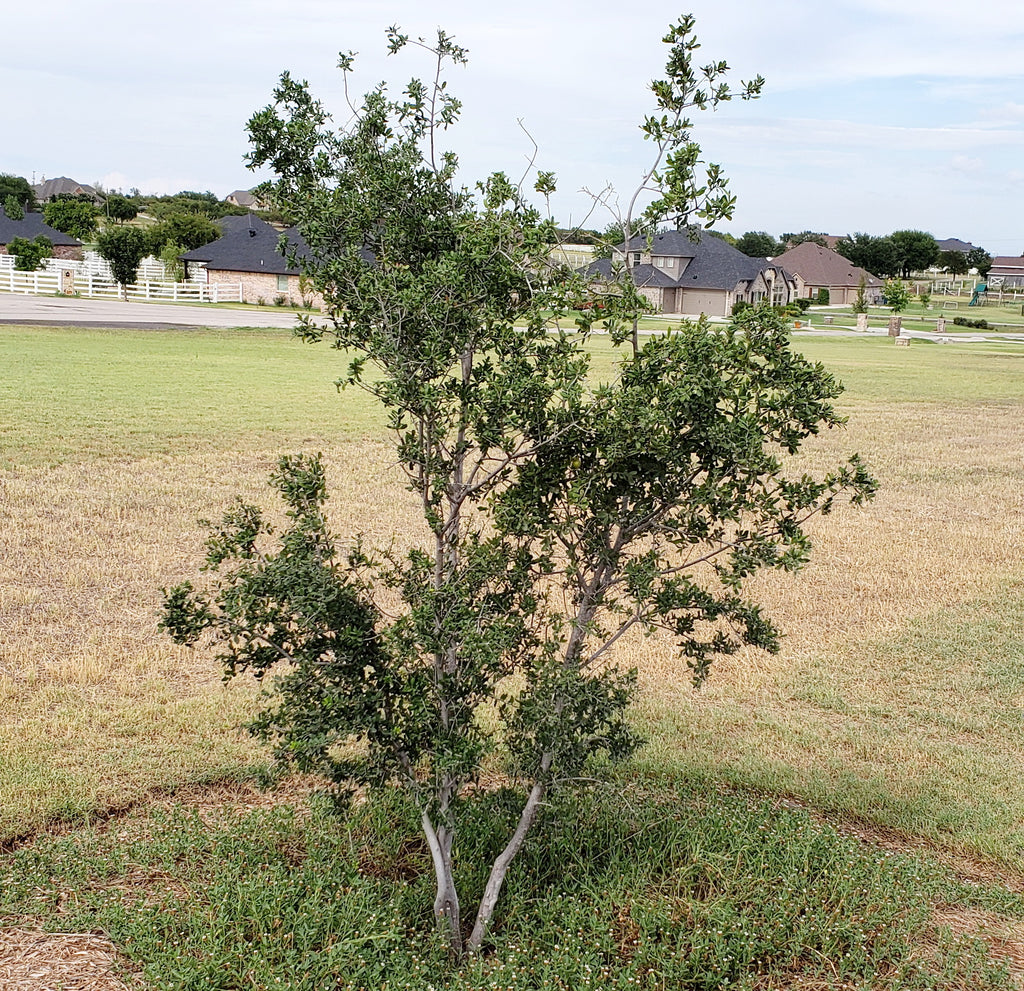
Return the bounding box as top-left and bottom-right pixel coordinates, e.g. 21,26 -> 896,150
0,292 -> 309,330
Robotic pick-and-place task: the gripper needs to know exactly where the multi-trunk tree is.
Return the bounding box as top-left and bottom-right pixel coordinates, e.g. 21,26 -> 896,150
161,21 -> 876,957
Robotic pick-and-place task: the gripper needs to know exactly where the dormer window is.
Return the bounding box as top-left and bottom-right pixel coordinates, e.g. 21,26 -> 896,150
632,251 -> 642,265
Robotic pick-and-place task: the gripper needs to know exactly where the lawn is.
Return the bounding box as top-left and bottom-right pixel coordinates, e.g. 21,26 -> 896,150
2,321 -> 1023,987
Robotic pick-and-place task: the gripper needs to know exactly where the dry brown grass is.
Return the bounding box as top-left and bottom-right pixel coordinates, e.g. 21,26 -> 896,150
0,440 -> 417,841
0,926 -> 136,991
2,335 -> 1023,861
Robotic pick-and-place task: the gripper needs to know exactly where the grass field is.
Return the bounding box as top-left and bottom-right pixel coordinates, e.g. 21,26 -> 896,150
2,320 -> 1023,987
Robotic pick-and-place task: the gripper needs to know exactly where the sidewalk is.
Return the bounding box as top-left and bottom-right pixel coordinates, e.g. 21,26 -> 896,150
0,293 -> 305,330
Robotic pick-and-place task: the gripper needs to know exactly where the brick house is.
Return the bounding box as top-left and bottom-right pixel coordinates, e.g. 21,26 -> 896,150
581,229 -> 796,318
772,241 -> 882,304
0,207 -> 83,260
179,214 -> 318,305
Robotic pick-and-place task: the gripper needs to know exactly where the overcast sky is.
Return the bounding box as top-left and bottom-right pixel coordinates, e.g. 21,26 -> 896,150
5,0 -> 1023,253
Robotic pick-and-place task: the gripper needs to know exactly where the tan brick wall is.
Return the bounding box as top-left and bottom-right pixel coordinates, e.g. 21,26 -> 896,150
207,269 -> 323,309
0,244 -> 81,260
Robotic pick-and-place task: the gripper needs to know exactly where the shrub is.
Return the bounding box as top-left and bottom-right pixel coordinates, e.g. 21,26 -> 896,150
816,288 -> 830,305
731,300 -> 752,316
952,316 -> 988,329
794,298 -> 813,313
7,235 -> 53,271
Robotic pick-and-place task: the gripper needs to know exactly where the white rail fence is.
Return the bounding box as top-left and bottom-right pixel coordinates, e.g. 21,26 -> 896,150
0,259 -> 239,303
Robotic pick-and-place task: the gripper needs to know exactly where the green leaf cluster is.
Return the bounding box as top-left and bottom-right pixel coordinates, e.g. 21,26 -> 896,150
6,234 -> 53,272
43,198 -> 99,241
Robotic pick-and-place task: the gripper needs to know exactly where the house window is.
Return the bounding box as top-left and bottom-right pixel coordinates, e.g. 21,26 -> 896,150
632,252 -> 641,265
277,274 -> 289,291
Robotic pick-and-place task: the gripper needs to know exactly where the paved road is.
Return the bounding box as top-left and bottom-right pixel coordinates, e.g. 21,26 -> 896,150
0,292 -> 306,330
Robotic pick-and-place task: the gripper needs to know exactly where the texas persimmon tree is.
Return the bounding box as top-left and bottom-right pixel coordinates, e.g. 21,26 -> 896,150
161,24 -> 876,957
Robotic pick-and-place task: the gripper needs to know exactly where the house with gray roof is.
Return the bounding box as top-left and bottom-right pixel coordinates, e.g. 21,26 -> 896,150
225,188 -> 269,210
179,214 -> 314,304
936,237 -> 980,254
581,229 -> 796,318
0,207 -> 83,260
772,241 -> 881,305
33,176 -> 101,203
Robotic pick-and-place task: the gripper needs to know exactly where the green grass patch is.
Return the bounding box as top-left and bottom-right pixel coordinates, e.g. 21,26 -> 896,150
0,324 -> 386,467
2,784 -> 1018,989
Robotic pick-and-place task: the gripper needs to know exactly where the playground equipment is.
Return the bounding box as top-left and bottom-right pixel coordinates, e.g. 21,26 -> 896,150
968,282 -> 987,306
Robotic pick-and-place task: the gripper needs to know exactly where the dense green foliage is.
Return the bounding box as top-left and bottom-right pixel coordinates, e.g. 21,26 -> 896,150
0,172 -> 36,211
6,234 -> 53,271
735,230 -> 780,257
939,248 -> 969,276
104,193 -> 138,223
1,784 -> 1016,989
147,212 -> 221,253
96,225 -> 150,296
967,246 -> 993,276
835,232 -> 900,277
3,194 -> 24,220
891,229 -> 939,277
42,197 -> 99,240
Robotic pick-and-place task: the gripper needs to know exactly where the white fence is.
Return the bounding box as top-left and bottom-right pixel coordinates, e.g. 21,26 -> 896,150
0,265 -> 241,303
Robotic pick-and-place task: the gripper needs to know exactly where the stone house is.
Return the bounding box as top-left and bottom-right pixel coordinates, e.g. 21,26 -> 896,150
772,241 -> 881,305
581,229 -> 796,318
0,207 -> 83,260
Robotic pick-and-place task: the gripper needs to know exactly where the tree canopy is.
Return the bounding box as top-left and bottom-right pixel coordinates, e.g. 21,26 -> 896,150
0,173 -> 36,212
735,230 -> 781,258
6,235 -> 52,271
96,225 -> 150,298
890,230 -> 939,277
104,194 -> 138,224
147,213 -> 220,253
938,249 -> 968,276
835,233 -> 900,278
966,247 -> 992,277
163,21 -> 876,959
43,198 -> 99,241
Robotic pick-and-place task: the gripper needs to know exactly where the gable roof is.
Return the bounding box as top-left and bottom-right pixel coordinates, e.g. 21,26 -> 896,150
0,207 -> 82,247
988,256 -> 1024,276
936,237 -> 979,254
583,230 -> 795,293
179,214 -> 310,274
772,241 -> 881,288
226,189 -> 258,207
33,177 -> 101,202
639,230 -> 788,291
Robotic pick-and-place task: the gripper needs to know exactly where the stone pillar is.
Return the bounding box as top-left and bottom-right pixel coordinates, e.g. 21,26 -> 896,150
935,317 -> 946,333
856,312 -> 868,332
888,315 -> 902,337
